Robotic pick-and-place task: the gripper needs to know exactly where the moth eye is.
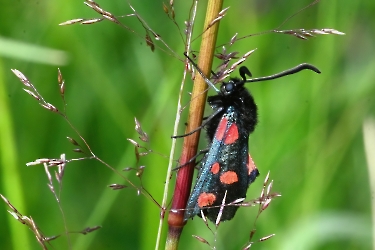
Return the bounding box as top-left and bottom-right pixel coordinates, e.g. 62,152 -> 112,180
226,82 -> 234,91
222,81 -> 234,95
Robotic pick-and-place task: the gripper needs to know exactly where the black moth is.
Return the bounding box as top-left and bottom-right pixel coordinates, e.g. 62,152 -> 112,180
182,58 -> 321,222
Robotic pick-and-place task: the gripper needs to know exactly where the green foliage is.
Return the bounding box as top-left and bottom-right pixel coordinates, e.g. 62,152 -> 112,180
0,0 -> 373,249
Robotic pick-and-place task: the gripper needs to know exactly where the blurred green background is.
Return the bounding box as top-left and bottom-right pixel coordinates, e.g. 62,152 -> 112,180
0,0 -> 374,249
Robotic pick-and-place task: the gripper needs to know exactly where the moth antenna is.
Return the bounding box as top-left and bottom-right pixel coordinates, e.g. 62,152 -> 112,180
183,52 -> 220,93
239,66 -> 252,81
245,63 -> 321,83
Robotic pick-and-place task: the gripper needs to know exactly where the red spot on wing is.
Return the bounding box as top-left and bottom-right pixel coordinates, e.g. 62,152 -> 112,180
197,192 -> 216,208
215,117 -> 228,141
211,162 -> 220,174
224,123 -> 239,144
247,154 -> 257,175
220,171 -> 238,185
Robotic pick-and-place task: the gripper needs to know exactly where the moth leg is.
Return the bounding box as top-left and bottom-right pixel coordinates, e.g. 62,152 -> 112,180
171,107 -> 223,138
172,148 -> 209,171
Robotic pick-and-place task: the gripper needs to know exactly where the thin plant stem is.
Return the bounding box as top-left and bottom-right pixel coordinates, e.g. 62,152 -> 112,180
155,1 -> 199,249
165,0 -> 224,249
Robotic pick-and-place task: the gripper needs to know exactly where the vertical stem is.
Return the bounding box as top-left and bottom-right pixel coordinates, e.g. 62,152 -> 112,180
165,0 -> 223,249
